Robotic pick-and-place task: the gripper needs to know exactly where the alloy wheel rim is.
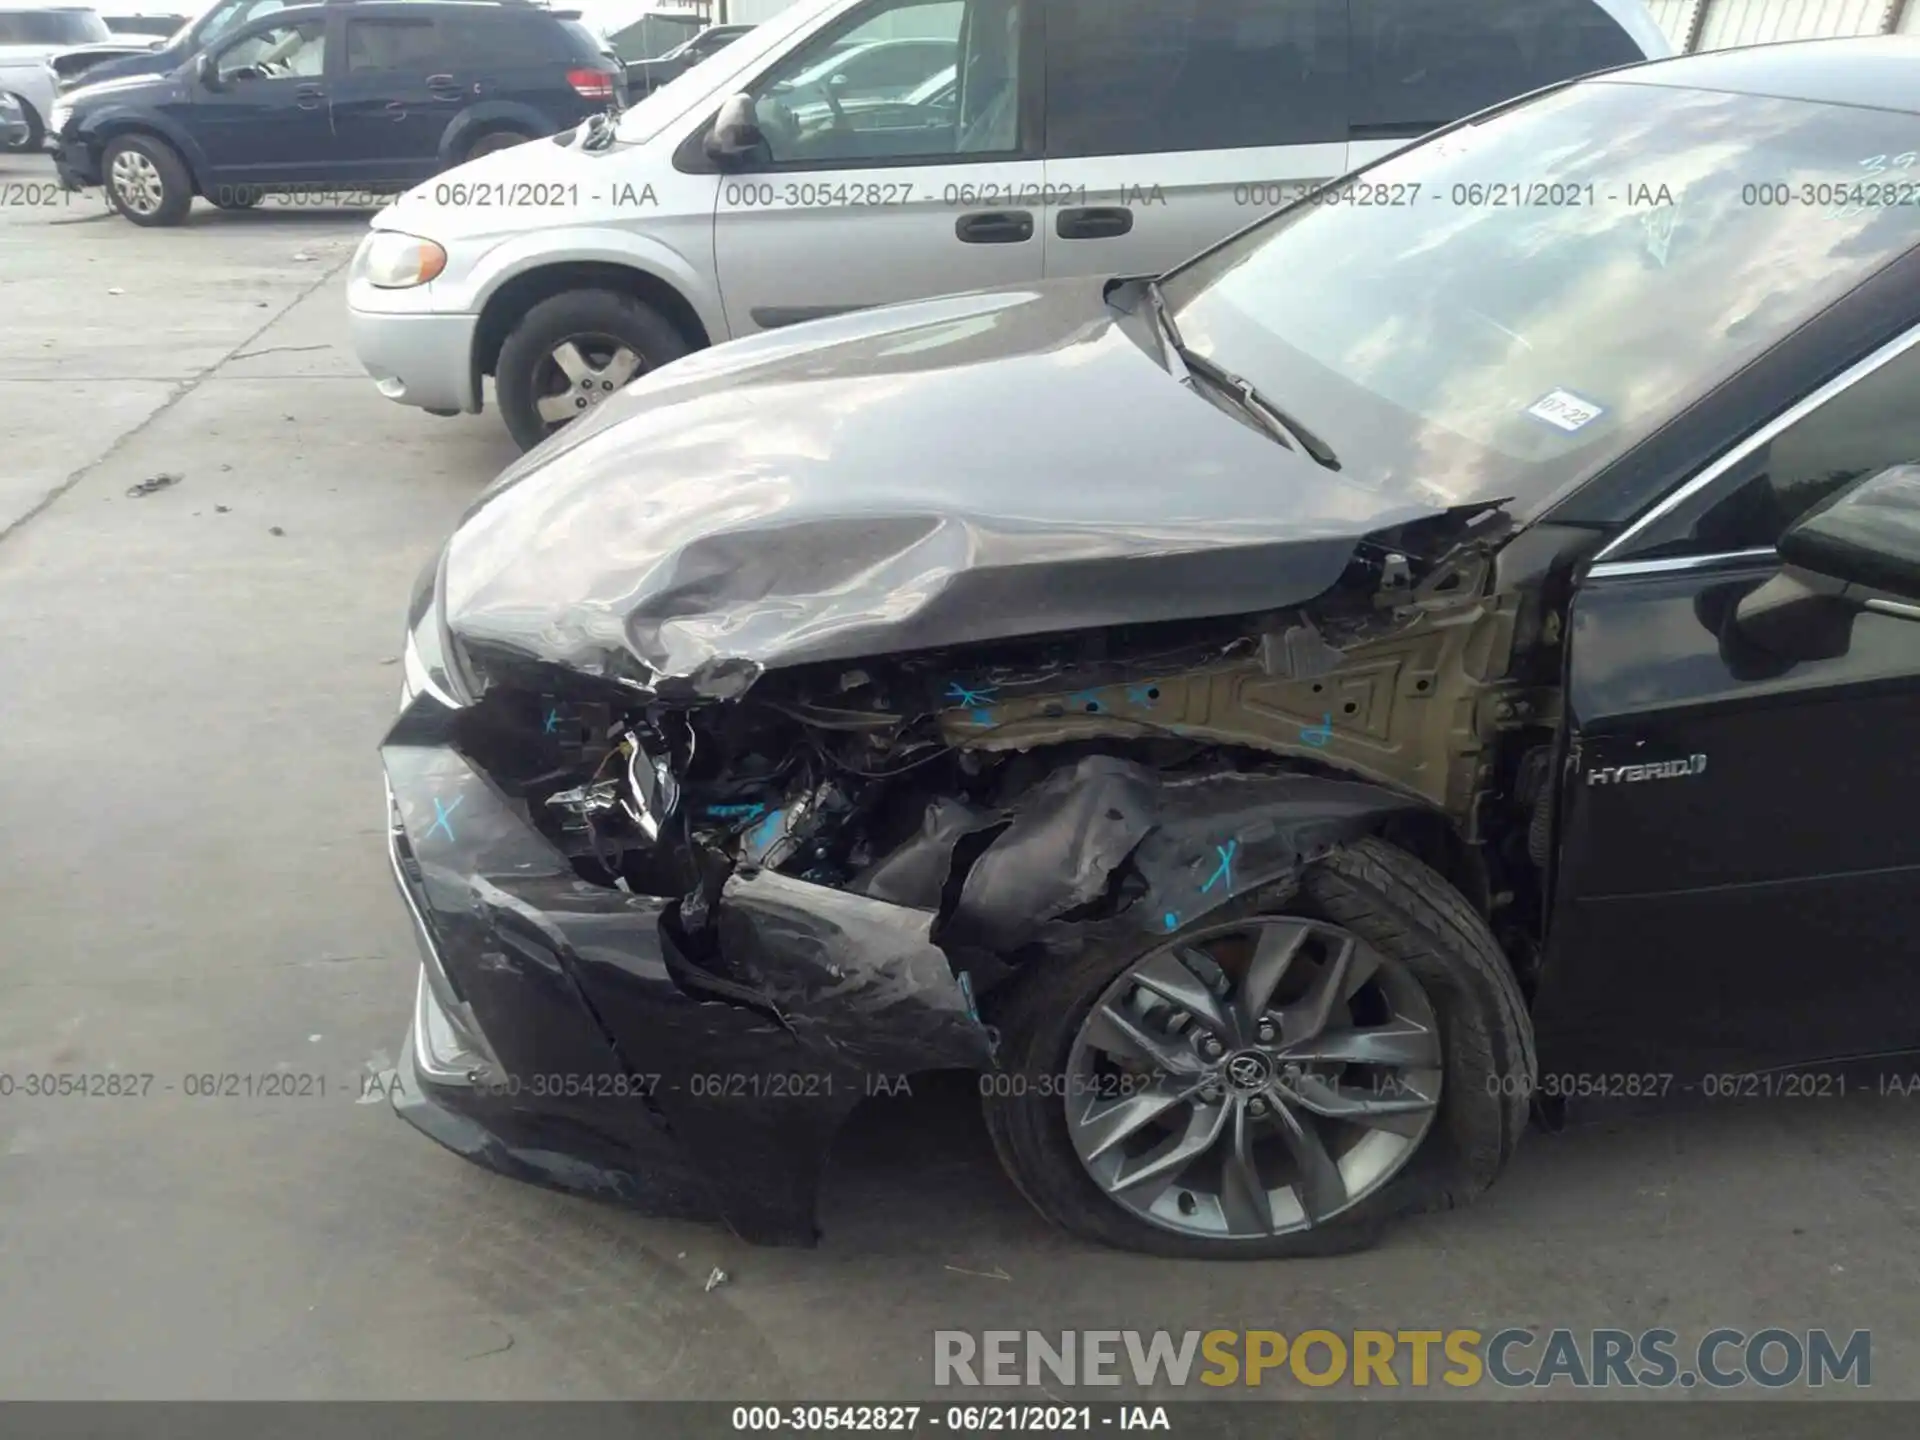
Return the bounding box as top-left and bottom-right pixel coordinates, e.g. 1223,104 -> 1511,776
1063,916 -> 1443,1240
533,333 -> 644,430
109,150 -> 163,216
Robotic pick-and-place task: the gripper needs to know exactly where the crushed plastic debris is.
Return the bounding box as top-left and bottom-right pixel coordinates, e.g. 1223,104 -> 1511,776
125,473 -> 180,498
703,1267 -> 728,1292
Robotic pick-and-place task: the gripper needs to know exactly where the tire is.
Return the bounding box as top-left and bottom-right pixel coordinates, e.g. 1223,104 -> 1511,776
102,134 -> 192,226
4,95 -> 44,153
983,835 -> 1535,1258
462,129 -> 530,162
494,288 -> 691,452
209,185 -> 263,210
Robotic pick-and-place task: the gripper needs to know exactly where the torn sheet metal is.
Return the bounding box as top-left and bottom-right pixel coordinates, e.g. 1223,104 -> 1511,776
715,869 -> 994,1074
945,756 -> 1159,951
848,796 -> 1001,910
944,758 -> 1419,955
439,284 -> 1452,701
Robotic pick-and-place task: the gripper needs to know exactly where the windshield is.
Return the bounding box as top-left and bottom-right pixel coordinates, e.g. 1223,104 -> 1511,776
0,7 -> 111,42
1158,80 -> 1920,516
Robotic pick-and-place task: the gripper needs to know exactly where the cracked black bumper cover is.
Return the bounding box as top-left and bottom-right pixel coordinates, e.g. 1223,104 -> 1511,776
381,720 -> 997,1245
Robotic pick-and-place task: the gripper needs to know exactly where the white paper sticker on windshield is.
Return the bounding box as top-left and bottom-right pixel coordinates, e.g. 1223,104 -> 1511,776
1526,389 -> 1606,433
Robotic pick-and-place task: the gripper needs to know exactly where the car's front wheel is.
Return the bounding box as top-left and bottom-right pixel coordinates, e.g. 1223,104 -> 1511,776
494,288 -> 691,451
103,134 -> 192,226
982,837 -> 1534,1258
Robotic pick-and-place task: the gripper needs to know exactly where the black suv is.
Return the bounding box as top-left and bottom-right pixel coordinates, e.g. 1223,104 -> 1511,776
51,0 -> 623,225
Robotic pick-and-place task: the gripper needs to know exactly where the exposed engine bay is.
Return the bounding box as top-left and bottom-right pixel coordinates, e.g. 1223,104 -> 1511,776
444,510 -> 1562,1022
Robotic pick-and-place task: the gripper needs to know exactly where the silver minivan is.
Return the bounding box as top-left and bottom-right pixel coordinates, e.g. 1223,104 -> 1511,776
349,0 -> 1671,451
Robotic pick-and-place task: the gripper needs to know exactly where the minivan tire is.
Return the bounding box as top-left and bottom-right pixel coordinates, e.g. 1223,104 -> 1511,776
103,134 -> 192,226
4,95 -> 43,153
981,836 -> 1535,1258
495,288 -> 691,451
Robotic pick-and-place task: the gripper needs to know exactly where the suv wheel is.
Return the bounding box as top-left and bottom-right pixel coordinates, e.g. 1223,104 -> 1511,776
494,288 -> 691,451
210,185 -> 264,210
982,837 -> 1535,1258
463,130 -> 529,162
103,135 -> 192,226
4,94 -> 43,153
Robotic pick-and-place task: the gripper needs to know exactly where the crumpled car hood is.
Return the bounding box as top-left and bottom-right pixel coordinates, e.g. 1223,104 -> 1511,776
442,280 -> 1454,701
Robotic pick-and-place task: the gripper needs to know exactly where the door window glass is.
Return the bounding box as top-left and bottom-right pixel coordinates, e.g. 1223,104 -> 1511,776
1648,344 -> 1920,557
1044,0 -> 1347,157
1350,0 -> 1643,134
198,0 -> 284,47
747,0 -> 1020,165
345,17 -> 442,72
215,18 -> 323,79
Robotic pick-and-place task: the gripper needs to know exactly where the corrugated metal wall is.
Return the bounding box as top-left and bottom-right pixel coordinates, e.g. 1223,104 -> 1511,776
1649,0 -> 1913,49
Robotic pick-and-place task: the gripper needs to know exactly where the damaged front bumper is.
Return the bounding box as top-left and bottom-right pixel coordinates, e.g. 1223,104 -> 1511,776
383,676 -> 1421,1242
380,700 -> 996,1244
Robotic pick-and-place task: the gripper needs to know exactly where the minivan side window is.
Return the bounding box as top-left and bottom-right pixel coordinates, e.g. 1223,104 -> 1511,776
214,18 -> 324,78
1649,346 -> 1920,558
1350,0 -> 1642,135
747,0 -> 1023,166
344,17 -> 441,72
1045,0 -> 1348,158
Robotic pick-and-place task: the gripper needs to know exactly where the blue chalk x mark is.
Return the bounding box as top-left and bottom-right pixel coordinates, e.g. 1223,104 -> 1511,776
1300,713 -> 1334,747
543,707 -> 560,735
1127,686 -> 1159,708
706,802 -> 768,821
746,809 -> 786,853
428,794 -> 464,842
1068,689 -> 1105,713
1201,840 -> 1237,895
1163,911 -> 1181,932
945,682 -> 997,709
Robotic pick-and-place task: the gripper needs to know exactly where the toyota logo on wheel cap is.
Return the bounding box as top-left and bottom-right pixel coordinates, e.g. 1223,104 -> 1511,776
1225,1050 -> 1274,1090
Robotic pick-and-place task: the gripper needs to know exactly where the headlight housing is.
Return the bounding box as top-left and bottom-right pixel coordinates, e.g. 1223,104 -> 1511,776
362,231 -> 448,289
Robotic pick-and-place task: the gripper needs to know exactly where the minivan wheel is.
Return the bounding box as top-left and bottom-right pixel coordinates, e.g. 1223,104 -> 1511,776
4,95 -> 43,152
103,135 -> 192,226
495,288 -> 691,451
982,837 -> 1535,1258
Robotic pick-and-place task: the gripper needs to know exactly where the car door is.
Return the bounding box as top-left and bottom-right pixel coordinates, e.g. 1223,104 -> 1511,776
1346,0 -> 1646,169
191,13 -> 333,185
1038,0 -> 1349,284
709,0 -> 1044,338
1537,326 -> 1920,1076
329,10 -> 452,185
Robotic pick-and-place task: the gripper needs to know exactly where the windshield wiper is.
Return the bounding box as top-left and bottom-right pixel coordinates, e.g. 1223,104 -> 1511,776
1142,280 -> 1341,472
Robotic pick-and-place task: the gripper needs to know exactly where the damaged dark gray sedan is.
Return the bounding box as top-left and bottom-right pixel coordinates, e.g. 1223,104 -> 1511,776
381,39 -> 1920,1257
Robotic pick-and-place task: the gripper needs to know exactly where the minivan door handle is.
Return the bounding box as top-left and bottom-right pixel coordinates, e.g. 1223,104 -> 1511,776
1056,206 -> 1133,240
955,210 -> 1033,244
295,83 -> 325,110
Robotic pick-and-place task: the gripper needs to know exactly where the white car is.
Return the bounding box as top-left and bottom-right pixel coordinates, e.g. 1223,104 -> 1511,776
349,0 -> 1672,452
0,2 -> 112,149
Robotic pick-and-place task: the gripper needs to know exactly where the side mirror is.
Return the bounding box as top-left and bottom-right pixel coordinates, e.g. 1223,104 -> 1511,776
703,92 -> 764,168
196,52 -> 221,88
1777,463 -> 1920,603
